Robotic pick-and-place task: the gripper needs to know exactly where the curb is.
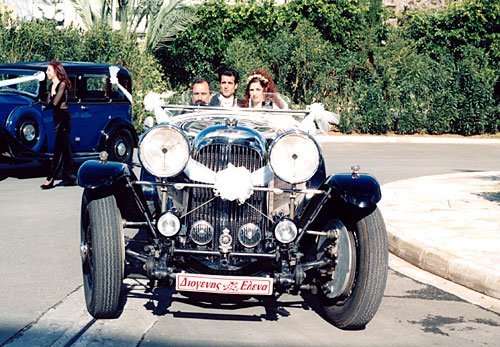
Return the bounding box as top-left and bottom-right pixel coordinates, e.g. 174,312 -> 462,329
386,216 -> 500,301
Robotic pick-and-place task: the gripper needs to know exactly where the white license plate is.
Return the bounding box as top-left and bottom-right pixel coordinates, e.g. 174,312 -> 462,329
176,273 -> 273,295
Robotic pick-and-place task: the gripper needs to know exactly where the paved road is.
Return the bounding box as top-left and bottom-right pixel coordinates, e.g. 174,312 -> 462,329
1,141 -> 500,346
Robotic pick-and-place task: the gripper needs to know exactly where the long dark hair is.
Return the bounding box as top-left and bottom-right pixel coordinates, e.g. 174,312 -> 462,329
243,69 -> 278,108
49,61 -> 73,92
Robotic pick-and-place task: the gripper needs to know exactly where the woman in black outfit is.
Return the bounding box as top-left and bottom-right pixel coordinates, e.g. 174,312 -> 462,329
40,62 -> 77,189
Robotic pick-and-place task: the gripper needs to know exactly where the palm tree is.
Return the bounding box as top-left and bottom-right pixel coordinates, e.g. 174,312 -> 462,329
69,0 -> 197,52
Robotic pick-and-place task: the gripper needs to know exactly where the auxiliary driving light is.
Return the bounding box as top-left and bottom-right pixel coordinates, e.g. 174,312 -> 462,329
190,221 -> 214,246
157,212 -> 180,237
274,219 -> 298,244
238,223 -> 262,248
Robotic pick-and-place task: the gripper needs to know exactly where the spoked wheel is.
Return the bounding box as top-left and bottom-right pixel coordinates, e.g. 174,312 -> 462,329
317,207 -> 388,330
80,189 -> 124,318
107,129 -> 133,164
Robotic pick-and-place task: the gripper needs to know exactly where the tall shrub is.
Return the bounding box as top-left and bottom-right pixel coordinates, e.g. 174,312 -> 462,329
451,46 -> 496,135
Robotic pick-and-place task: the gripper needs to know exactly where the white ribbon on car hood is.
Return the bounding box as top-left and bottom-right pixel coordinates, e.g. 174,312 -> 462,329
299,103 -> 340,134
144,91 -> 175,123
109,66 -> 133,104
0,71 -> 45,88
183,159 -> 274,204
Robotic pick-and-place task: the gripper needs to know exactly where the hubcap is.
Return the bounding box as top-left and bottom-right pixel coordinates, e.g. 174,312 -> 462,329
22,124 -> 36,141
116,141 -> 127,157
80,241 -> 89,261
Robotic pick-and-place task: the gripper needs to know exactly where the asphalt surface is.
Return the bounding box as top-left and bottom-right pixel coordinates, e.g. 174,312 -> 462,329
1,134 -> 500,346
318,135 -> 500,306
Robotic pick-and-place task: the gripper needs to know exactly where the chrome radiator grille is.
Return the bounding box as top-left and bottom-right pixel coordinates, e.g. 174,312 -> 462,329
188,144 -> 267,253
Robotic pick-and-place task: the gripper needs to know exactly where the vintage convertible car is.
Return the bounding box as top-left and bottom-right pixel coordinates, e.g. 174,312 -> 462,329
0,61 -> 137,164
78,104 -> 388,329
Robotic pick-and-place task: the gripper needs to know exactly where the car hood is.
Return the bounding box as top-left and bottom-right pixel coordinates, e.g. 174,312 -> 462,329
0,93 -> 33,105
0,94 -> 33,124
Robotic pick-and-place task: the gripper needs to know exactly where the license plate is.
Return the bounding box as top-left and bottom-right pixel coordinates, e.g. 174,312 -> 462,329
176,273 -> 273,295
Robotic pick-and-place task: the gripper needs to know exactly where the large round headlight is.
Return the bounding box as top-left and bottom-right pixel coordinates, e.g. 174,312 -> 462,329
138,125 -> 190,177
269,130 -> 320,184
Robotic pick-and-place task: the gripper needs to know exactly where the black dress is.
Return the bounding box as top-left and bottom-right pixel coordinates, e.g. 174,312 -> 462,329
45,81 -> 77,183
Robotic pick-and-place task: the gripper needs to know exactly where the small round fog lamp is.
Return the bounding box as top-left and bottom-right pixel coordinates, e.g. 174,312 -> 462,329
274,219 -> 298,244
157,212 -> 180,237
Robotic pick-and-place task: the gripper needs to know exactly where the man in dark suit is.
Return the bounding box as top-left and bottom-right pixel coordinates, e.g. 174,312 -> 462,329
209,68 -> 243,107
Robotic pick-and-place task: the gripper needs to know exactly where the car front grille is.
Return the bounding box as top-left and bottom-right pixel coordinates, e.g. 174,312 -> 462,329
187,144 -> 267,253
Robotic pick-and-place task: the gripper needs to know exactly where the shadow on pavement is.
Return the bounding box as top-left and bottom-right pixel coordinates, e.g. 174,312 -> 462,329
0,160 -> 48,181
476,174 -> 500,205
119,280 -> 311,323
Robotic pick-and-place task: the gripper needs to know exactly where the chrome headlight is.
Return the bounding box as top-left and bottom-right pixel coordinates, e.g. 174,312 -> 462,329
157,212 -> 180,237
138,125 -> 190,177
274,219 -> 298,244
269,130 -> 320,184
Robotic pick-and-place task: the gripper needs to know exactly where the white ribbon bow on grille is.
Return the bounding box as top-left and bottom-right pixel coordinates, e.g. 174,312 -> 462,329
213,163 -> 254,204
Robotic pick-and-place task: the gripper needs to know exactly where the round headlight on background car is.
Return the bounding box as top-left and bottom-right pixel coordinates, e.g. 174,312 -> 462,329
274,219 -> 298,244
269,130 -> 321,184
138,125 -> 190,177
157,212 -> 180,237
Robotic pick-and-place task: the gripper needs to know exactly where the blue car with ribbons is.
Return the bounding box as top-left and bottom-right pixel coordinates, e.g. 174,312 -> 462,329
0,61 -> 137,164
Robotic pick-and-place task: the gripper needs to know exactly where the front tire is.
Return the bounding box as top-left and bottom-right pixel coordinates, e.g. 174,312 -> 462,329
319,207 -> 388,330
81,189 -> 124,318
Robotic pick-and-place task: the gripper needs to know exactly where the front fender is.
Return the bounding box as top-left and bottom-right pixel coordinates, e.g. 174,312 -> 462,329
78,160 -> 135,188
297,173 -> 381,230
0,125 -> 49,161
326,173 -> 381,208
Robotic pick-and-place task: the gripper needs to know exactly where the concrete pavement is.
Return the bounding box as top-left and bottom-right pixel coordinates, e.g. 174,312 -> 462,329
317,135 -> 500,303
379,171 -> 500,300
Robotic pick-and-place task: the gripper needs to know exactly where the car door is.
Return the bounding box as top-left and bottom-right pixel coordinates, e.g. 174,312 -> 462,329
72,74 -> 111,152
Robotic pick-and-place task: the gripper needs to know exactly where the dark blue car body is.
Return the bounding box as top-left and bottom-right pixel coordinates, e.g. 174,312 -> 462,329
0,61 -> 137,164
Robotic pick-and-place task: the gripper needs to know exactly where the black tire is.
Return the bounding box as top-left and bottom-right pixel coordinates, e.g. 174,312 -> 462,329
319,207 -> 388,330
80,189 -> 124,318
107,129 -> 133,164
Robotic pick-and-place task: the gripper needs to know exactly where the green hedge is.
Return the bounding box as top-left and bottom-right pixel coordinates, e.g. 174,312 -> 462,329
1,0 -> 498,135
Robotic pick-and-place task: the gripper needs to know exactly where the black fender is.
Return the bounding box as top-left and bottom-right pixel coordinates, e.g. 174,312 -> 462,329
297,173 -> 381,230
97,118 -> 138,152
77,160 -> 133,189
78,160 -> 147,222
0,125 -> 50,161
326,174 -> 381,208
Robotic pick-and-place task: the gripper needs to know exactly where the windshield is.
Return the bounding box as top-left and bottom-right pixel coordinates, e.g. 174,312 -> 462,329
0,69 -> 41,97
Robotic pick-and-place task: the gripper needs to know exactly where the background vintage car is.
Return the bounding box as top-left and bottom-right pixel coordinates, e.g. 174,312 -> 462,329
0,61 -> 137,164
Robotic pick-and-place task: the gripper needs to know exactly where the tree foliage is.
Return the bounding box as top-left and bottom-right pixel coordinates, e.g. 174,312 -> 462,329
69,0 -> 197,52
1,0 -> 498,135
